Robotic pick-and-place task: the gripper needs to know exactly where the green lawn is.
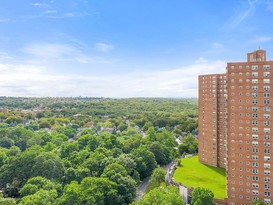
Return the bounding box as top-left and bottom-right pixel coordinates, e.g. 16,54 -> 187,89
173,156 -> 226,199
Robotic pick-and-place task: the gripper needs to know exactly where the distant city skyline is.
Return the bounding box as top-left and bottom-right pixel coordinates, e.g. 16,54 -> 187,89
0,0 -> 273,97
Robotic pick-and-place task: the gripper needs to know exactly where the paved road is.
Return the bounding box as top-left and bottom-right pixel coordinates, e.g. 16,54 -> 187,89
135,176 -> 150,201
135,162 -> 173,201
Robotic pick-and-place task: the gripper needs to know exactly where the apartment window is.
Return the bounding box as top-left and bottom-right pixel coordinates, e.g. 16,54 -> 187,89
264,65 -> 270,70
253,197 -> 259,202
252,121 -> 258,126
252,128 -> 258,133
252,141 -> 258,146
265,149 -> 270,154
264,135 -> 270,140
252,107 -> 258,112
252,113 -> 258,118
252,86 -> 258,90
252,134 -> 258,140
264,86 -> 270,91
252,65 -> 258,70
265,163 -> 271,169
264,128 -> 270,133
264,100 -> 270,105
264,142 -> 270,147
264,107 -> 270,112
252,79 -> 258,84
265,192 -> 271,197
252,100 -> 258,105
252,148 -> 258,153
264,170 -> 271,175
264,93 -> 270,98
264,121 -> 270,126
264,177 -> 271,182
265,184 -> 270,190
252,155 -> 259,160
252,169 -> 259,174
252,190 -> 259,195
264,72 -> 270,77
252,93 -> 258,98
252,183 -> 258,188
264,156 -> 270,162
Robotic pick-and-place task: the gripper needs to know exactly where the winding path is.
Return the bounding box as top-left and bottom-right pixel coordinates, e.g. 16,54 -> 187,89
135,162 -> 173,201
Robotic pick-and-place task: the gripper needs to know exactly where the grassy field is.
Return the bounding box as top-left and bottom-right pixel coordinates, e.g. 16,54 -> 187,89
173,156 -> 226,199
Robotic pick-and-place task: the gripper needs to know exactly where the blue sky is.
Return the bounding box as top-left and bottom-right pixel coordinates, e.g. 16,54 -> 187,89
0,0 -> 273,97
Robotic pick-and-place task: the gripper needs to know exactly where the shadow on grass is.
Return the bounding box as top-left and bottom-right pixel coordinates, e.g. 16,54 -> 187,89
203,164 -> 226,177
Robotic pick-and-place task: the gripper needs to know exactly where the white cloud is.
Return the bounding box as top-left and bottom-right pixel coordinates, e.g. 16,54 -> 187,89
212,42 -> 223,49
41,12 -> 86,19
0,52 -> 14,60
95,43 -> 114,52
22,42 -> 92,63
252,36 -> 272,43
195,57 -> 208,64
31,3 -> 43,7
0,59 -> 226,98
23,43 -> 74,58
31,2 -> 50,8
224,0 -> 258,30
64,13 -> 76,17
43,10 -> 57,14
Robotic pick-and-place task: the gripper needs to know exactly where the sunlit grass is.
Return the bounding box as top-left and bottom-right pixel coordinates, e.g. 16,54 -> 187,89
173,156 -> 226,199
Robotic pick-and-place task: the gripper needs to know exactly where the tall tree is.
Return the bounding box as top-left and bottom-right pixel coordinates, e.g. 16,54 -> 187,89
132,185 -> 184,205
191,187 -> 215,205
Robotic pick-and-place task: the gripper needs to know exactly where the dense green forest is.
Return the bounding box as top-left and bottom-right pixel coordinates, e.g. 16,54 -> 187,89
0,97 -> 198,204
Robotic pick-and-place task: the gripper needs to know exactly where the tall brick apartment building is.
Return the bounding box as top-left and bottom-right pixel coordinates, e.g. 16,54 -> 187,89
198,49 -> 273,204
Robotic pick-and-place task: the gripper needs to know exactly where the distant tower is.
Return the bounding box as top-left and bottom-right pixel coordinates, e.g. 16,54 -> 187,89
247,49 -> 266,62
198,74 -> 227,168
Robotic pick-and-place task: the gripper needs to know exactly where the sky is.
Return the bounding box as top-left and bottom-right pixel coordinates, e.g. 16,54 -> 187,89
0,0 -> 273,98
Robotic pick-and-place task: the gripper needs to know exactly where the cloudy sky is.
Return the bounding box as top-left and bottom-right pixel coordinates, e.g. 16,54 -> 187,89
0,0 -> 273,97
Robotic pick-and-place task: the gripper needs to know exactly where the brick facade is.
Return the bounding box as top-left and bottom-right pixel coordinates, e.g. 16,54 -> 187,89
199,50 -> 273,204
198,74 -> 227,168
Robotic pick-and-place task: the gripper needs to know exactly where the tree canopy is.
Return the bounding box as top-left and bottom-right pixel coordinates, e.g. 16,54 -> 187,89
0,97 -> 197,204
